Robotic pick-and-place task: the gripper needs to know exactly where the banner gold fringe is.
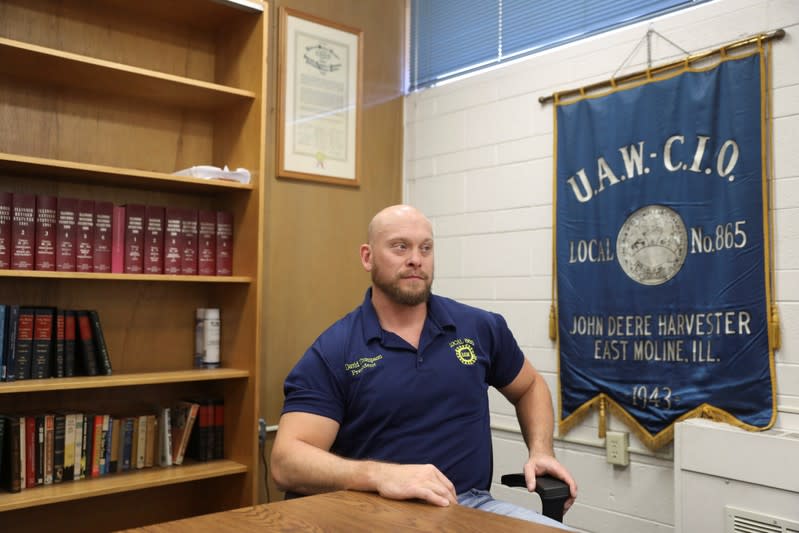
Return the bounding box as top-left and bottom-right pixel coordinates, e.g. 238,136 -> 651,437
598,397 -> 607,439
548,304 -> 557,341
770,304 -> 781,350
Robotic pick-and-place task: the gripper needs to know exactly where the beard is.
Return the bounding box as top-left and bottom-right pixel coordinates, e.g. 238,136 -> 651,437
371,264 -> 432,306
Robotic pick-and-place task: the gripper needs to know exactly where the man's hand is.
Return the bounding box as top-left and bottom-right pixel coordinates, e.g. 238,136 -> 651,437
523,455 -> 578,511
372,463 -> 457,507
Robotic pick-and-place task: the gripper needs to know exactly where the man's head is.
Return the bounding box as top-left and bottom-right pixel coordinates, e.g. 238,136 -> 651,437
360,205 -> 434,306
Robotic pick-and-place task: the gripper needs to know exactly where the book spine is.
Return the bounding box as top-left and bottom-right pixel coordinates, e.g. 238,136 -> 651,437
2,417 -> 22,492
63,413 -> 76,481
0,191 -> 11,269
136,414 -> 147,469
34,195 -> 57,271
88,310 -> 112,375
14,307 -> 35,380
111,205 -> 125,273
53,309 -> 65,378
53,414 -> 65,483
11,193 -> 36,270
4,305 -> 20,382
159,407 -> 172,466
164,207 -> 183,275
35,414 -> 44,485
76,311 -> 98,376
215,210 -> 233,276
93,201 -> 113,273
44,414 -> 54,484
56,197 -> 78,272
144,205 -> 165,274
124,204 -> 145,274
213,399 -> 224,459
19,415 -> 27,489
82,414 -> 94,479
0,304 -> 6,381
197,209 -> 216,276
121,417 -> 134,471
144,414 -> 156,468
109,417 -> 121,473
180,208 -> 198,275
76,199 -> 95,272
64,310 -> 76,377
31,307 -> 54,379
73,414 -> 85,480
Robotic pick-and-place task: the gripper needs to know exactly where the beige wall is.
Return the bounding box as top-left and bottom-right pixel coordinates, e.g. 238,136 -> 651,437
259,0 -> 406,501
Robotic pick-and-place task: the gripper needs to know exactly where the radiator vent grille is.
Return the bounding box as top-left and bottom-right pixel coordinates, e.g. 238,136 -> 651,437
726,506 -> 799,533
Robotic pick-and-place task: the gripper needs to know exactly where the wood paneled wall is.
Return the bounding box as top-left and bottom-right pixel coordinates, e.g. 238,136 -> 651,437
259,0 -> 406,501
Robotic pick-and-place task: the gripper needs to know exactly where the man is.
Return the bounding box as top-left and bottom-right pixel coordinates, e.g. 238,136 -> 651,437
271,205 -> 577,528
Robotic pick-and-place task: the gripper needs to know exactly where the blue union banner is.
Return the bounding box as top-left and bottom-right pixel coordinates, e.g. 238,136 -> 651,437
555,51 -> 777,449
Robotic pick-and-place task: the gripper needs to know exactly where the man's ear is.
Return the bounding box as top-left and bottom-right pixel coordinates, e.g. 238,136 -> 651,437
359,243 -> 373,272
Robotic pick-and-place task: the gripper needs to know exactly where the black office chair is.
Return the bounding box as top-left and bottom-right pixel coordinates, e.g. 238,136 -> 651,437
500,473 -> 570,523
286,473 -> 570,523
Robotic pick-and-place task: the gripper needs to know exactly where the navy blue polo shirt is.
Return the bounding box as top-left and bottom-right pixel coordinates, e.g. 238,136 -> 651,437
282,288 -> 526,494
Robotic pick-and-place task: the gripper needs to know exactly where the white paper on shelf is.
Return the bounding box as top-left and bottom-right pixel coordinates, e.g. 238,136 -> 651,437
173,165 -> 251,184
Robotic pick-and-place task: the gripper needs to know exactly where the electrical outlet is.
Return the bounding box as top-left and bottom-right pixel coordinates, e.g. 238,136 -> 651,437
606,431 -> 629,466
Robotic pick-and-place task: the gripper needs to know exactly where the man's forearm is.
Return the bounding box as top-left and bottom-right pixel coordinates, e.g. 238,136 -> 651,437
515,372 -> 555,457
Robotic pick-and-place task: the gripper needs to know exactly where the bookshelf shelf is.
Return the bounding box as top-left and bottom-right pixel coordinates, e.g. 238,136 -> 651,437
0,37 -> 255,110
0,460 -> 247,512
0,0 -> 265,529
0,369 -> 249,395
0,153 -> 254,193
0,269 -> 252,284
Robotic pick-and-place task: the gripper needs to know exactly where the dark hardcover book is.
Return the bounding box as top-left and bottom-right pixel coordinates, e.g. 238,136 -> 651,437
187,398 -> 214,462
93,201 -> 113,273
109,417 -> 121,473
56,197 -> 78,272
11,192 -> 36,270
164,207 -> 182,275
4,305 -> 19,382
197,210 -> 216,276
0,191 -> 11,269
0,304 -> 6,381
35,414 -> 44,485
212,398 -> 224,459
1,416 -> 21,492
43,414 -> 54,485
14,307 -> 35,380
76,199 -> 95,273
82,414 -> 94,479
0,417 -> 4,488
180,208 -> 198,275
52,309 -> 65,378
53,413 -> 65,483
34,194 -> 57,271
123,203 -> 145,274
31,307 -> 54,379
64,310 -> 77,377
111,205 -> 125,274
121,416 -> 134,471
144,205 -> 165,274
76,311 -> 98,376
88,310 -> 112,375
215,211 -> 233,276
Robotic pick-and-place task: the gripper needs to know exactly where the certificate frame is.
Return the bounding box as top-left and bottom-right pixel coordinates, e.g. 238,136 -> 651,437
277,7 -> 363,187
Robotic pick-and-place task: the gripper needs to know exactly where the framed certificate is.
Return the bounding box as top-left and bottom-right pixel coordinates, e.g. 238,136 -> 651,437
277,8 -> 363,186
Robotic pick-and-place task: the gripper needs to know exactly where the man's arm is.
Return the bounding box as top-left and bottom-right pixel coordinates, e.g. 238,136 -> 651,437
270,411 -> 457,506
499,359 -> 578,510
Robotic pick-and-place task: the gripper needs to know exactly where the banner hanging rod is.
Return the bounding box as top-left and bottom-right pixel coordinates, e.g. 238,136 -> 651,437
539,28 -> 785,105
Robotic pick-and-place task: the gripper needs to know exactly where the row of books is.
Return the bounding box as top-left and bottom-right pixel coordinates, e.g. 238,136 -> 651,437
0,399 -> 224,493
0,305 -> 112,382
0,192 -> 233,275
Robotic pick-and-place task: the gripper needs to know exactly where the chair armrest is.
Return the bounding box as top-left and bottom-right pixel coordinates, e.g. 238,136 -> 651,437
500,473 -> 569,522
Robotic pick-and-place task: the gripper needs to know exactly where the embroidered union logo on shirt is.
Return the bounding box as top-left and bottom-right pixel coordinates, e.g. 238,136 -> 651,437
449,338 -> 477,365
344,354 -> 384,376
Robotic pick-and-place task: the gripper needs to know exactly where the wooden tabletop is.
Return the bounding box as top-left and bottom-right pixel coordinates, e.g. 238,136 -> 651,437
123,490 -> 565,532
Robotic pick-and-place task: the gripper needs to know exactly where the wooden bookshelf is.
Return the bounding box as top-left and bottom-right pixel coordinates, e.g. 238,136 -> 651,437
0,0 -> 266,530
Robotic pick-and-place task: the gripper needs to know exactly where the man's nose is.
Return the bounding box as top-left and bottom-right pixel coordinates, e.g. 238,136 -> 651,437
406,247 -> 422,265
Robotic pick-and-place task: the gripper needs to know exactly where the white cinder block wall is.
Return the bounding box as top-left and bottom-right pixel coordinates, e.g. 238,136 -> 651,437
404,0 -> 799,531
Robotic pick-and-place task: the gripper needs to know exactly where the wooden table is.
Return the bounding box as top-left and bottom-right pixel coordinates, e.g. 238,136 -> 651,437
123,490 -> 565,532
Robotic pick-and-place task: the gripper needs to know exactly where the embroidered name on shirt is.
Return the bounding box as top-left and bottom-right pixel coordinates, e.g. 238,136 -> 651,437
344,354 -> 384,376
449,338 -> 477,365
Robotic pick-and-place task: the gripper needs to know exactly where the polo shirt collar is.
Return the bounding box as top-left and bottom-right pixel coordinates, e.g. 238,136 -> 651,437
360,287 -> 456,344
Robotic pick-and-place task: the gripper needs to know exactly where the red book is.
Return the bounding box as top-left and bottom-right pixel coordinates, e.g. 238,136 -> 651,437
76,199 -> 95,273
34,195 -> 57,271
215,211 -> 233,276
197,210 -> 216,276
56,197 -> 78,272
25,416 -> 36,488
93,201 -> 113,273
164,207 -> 182,275
180,208 -> 198,275
144,205 -> 165,274
64,310 -> 77,377
53,309 -> 65,378
0,191 -> 10,268
123,204 -> 145,274
111,205 -> 125,273
212,399 -> 224,459
11,193 -> 36,270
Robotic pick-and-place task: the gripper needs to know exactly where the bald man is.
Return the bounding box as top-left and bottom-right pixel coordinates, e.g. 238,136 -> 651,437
271,205 -> 576,529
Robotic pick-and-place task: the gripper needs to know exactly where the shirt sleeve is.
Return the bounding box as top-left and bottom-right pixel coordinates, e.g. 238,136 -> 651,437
282,337 -> 346,424
486,312 -> 526,389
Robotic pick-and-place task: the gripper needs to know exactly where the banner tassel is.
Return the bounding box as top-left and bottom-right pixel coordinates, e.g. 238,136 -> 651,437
771,304 -> 781,350
598,397 -> 607,439
548,304 -> 557,341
